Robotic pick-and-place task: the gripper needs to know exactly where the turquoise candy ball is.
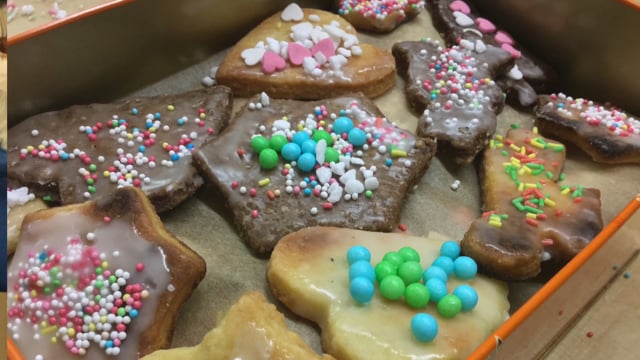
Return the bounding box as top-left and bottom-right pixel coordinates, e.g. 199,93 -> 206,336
432,256 -> 455,275
440,241 -> 461,259
350,276 -> 375,304
422,266 -> 448,283
292,131 -> 311,146
258,148 -> 279,170
425,278 -> 448,303
333,116 -> 354,134
281,142 -> 302,162
348,128 -> 367,146
297,153 -> 316,172
453,256 -> 478,280
453,285 -> 479,312
301,139 -> 317,154
349,260 -> 376,283
347,245 -> 371,265
411,313 -> 438,342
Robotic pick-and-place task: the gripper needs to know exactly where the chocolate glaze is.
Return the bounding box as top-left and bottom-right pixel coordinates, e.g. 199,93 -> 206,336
393,39 -> 509,164
334,0 -> 425,33
535,95 -> 640,164
462,127 -> 603,280
194,93 -> 437,256
426,0 -> 556,106
7,87 -> 233,212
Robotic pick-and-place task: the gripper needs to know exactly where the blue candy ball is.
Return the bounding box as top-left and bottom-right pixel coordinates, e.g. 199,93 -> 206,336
300,139 -> 317,154
440,241 -> 461,260
425,278 -> 448,303
350,276 -> 375,304
347,245 -> 371,265
453,285 -> 478,312
292,131 -> 311,146
348,128 -> 367,146
453,256 -> 478,280
281,142 -> 302,162
297,153 -> 316,172
349,260 -> 376,283
422,266 -> 448,283
333,116 -> 354,135
411,313 -> 438,342
432,256 -> 455,275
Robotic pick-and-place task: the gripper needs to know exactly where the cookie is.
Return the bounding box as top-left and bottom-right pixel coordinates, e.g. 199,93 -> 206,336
215,3 -> 396,100
193,92 -> 436,256
141,291 -> 334,360
267,227 -> 509,360
7,186 -> 48,256
426,0 -> 555,107
7,87 -> 233,212
335,0 -> 425,33
6,187 -> 206,358
393,39 -> 511,163
462,126 -> 603,280
535,93 -> 640,164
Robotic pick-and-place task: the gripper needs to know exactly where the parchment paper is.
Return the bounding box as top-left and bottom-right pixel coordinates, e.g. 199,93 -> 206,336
125,11 -> 640,354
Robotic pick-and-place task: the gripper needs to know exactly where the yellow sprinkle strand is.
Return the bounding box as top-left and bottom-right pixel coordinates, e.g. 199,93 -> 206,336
561,187 -> 571,195
495,134 -> 504,141
544,198 -> 556,207
41,325 -> 57,335
509,144 -> 520,152
258,178 -> 271,187
526,213 -> 538,219
391,149 -> 408,158
488,220 -> 503,228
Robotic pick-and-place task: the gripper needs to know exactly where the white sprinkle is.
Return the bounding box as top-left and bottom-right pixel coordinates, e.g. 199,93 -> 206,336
310,207 -> 318,215
86,233 -> 96,241
31,129 -> 39,137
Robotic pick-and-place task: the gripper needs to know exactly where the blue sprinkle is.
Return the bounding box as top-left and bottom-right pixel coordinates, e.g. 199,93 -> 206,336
171,154 -> 180,161
60,153 -> 69,161
310,180 -> 318,187
386,159 -> 392,166
105,340 -> 113,348
624,272 -> 631,279
131,108 -> 138,115
177,118 -> 185,126
303,188 -> 312,196
130,309 -> 139,318
85,128 -> 93,134
186,143 -> 195,150
119,119 -> 126,125
138,145 -> 146,153
154,112 -> 161,119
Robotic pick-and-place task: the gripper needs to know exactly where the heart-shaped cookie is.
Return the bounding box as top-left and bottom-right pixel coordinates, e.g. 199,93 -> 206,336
216,4 -> 395,100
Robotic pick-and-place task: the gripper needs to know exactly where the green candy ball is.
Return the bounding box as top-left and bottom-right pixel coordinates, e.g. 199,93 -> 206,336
259,148 -> 279,170
324,147 -> 340,163
382,251 -> 404,267
312,129 -> 333,146
251,135 -> 270,154
398,261 -> 423,285
398,246 -> 421,263
379,275 -> 405,301
269,134 -> 288,153
375,260 -> 398,283
437,294 -> 462,318
405,283 -> 430,309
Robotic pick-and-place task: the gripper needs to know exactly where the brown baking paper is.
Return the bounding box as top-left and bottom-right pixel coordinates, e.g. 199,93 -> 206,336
90,10 -> 640,354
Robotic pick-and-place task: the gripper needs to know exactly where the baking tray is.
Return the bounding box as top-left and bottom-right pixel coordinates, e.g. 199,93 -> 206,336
7,2 -> 640,359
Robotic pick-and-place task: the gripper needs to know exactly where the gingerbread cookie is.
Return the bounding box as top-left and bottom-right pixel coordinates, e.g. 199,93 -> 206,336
535,93 -> 640,164
462,126 -> 603,280
193,93 -> 436,256
7,87 -> 233,212
268,227 -> 509,359
215,3 -> 396,100
142,291 -> 334,360
393,39 -> 511,163
426,0 -> 555,107
7,187 -> 206,358
335,0 -> 425,33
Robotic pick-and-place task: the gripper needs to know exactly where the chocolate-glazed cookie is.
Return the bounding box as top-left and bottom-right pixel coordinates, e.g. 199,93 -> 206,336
8,87 -> 233,212
462,127 -> 603,280
335,0 -> 426,33
393,39 -> 511,163
193,93 -> 437,256
426,0 -> 555,107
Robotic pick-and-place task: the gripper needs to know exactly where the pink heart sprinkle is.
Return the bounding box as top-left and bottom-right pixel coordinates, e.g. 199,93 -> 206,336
449,0 -> 470,14
475,17 -> 496,33
287,42 -> 311,66
262,51 -> 286,74
494,31 -> 514,45
311,38 -> 335,60
501,43 -> 522,59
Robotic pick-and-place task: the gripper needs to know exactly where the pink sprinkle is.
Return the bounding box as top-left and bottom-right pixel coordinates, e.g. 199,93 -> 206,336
251,210 -> 259,218
136,263 -> 144,272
